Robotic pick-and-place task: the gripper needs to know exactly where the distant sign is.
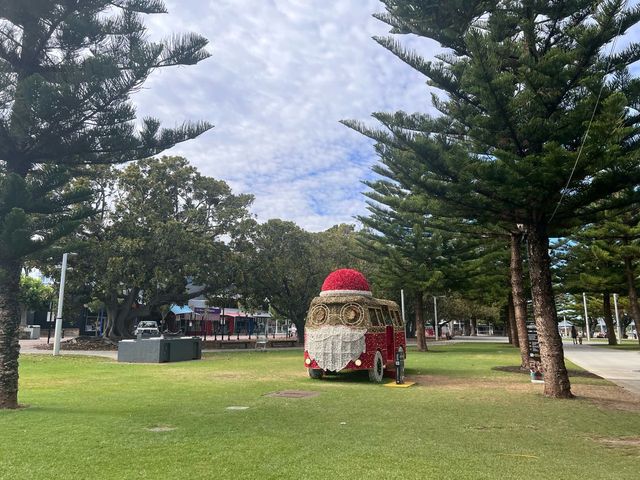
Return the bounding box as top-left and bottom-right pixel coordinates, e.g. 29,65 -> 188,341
527,324 -> 541,362
527,323 -> 544,382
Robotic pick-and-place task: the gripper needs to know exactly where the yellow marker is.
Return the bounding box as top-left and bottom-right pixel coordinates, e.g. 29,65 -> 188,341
384,381 -> 416,388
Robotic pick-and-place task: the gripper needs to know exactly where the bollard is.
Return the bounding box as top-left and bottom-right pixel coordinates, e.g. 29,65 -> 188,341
395,347 -> 405,384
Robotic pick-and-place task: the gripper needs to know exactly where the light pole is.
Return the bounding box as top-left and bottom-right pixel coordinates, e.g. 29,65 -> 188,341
582,292 -> 591,342
433,295 -> 447,341
434,296 -> 439,341
53,252 -> 76,356
613,293 -> 622,342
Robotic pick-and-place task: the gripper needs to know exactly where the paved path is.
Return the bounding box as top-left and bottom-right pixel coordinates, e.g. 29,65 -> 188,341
563,343 -> 640,395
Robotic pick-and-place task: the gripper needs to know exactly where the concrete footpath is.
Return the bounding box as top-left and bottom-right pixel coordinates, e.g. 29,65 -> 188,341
563,343 -> 640,395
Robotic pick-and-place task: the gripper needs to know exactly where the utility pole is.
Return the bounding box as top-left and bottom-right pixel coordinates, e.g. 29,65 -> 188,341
582,292 -> 591,342
53,253 -> 74,356
434,296 -> 439,342
613,293 -> 622,342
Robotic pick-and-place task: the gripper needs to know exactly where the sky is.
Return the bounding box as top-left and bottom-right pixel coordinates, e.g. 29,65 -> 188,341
132,0 -> 438,232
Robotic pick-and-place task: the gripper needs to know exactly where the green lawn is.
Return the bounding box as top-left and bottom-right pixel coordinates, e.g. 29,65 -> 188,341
1,343 -> 638,480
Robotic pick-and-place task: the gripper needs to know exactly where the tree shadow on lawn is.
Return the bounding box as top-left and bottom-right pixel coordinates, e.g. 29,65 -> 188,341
415,344 -> 517,355
492,365 -> 603,379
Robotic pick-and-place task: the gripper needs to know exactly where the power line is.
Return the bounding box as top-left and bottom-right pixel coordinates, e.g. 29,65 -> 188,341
548,1 -> 629,224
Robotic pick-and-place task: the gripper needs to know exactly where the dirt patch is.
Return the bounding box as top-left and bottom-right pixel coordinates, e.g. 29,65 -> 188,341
409,374 -> 640,412
596,437 -> 640,447
146,426 -> 176,432
572,384 -> 640,413
492,365 -> 602,379
36,336 -> 118,351
265,390 -> 320,398
408,374 -> 535,392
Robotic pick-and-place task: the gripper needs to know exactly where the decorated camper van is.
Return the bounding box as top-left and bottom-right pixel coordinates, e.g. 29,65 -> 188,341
304,269 -> 406,382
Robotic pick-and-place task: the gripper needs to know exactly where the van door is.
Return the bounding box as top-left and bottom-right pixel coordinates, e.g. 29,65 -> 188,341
385,325 -> 394,361
381,306 -> 394,361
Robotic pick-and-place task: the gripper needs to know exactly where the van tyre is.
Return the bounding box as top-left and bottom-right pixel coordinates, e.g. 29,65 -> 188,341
368,351 -> 385,383
308,368 -> 323,380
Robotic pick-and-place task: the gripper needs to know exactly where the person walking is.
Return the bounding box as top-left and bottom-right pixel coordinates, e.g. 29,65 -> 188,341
571,325 -> 578,345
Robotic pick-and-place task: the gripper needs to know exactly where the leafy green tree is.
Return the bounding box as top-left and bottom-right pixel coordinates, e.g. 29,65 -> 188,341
0,1 -> 211,408
18,276 -> 54,325
346,0 -> 640,398
50,157 -> 253,340
240,220 -> 325,342
240,220 -> 365,342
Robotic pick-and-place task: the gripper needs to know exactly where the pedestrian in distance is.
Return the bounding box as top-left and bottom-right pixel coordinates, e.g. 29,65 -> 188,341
571,325 -> 578,345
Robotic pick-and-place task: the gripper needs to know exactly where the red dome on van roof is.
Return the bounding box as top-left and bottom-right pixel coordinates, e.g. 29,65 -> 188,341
321,269 -> 371,295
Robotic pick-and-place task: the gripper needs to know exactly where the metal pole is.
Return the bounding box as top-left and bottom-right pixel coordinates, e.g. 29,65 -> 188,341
434,296 -> 439,342
53,253 -> 69,356
582,292 -> 591,341
613,293 -> 622,342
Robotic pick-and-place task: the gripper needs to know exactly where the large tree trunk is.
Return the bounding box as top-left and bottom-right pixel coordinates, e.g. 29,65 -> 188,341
507,293 -> 518,346
415,293 -> 428,352
469,317 -> 477,336
104,289 -> 140,340
510,232 -> 530,368
527,222 -> 572,398
296,319 -> 304,345
623,257 -> 640,345
602,293 -> 617,346
0,258 -> 21,409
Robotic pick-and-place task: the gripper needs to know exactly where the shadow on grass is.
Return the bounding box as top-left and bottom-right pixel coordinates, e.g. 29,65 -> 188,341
413,344 -> 515,355
308,370 -> 373,383
492,365 -> 603,379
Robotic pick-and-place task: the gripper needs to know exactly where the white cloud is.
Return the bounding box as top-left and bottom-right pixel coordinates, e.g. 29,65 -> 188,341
133,0 -> 439,231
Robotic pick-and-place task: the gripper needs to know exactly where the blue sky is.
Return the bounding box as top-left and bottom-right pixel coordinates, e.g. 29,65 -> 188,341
133,1 -> 640,232
132,0 -> 437,231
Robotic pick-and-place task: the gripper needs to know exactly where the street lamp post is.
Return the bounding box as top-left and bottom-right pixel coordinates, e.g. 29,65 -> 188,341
582,292 -> 591,342
53,253 -> 76,356
434,296 -> 439,342
613,293 -> 622,342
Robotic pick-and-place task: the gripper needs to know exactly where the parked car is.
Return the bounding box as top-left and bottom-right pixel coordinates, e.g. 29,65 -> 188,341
134,321 -> 160,337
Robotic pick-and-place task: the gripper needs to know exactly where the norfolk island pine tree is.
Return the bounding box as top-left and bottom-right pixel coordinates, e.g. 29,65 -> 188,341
0,1 -> 212,409
344,1 -> 640,397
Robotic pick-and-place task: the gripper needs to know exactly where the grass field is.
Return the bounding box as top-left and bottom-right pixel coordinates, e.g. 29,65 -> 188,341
1,343 -> 639,480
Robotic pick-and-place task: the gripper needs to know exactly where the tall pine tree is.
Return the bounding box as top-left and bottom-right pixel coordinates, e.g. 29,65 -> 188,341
0,1 -> 211,409
346,1 -> 640,397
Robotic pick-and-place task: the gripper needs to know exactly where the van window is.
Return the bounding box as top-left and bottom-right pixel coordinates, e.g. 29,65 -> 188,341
368,308 -> 381,326
380,306 -> 393,326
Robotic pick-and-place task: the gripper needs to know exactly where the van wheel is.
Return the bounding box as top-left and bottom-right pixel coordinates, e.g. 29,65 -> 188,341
368,351 -> 385,383
308,368 -> 323,380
